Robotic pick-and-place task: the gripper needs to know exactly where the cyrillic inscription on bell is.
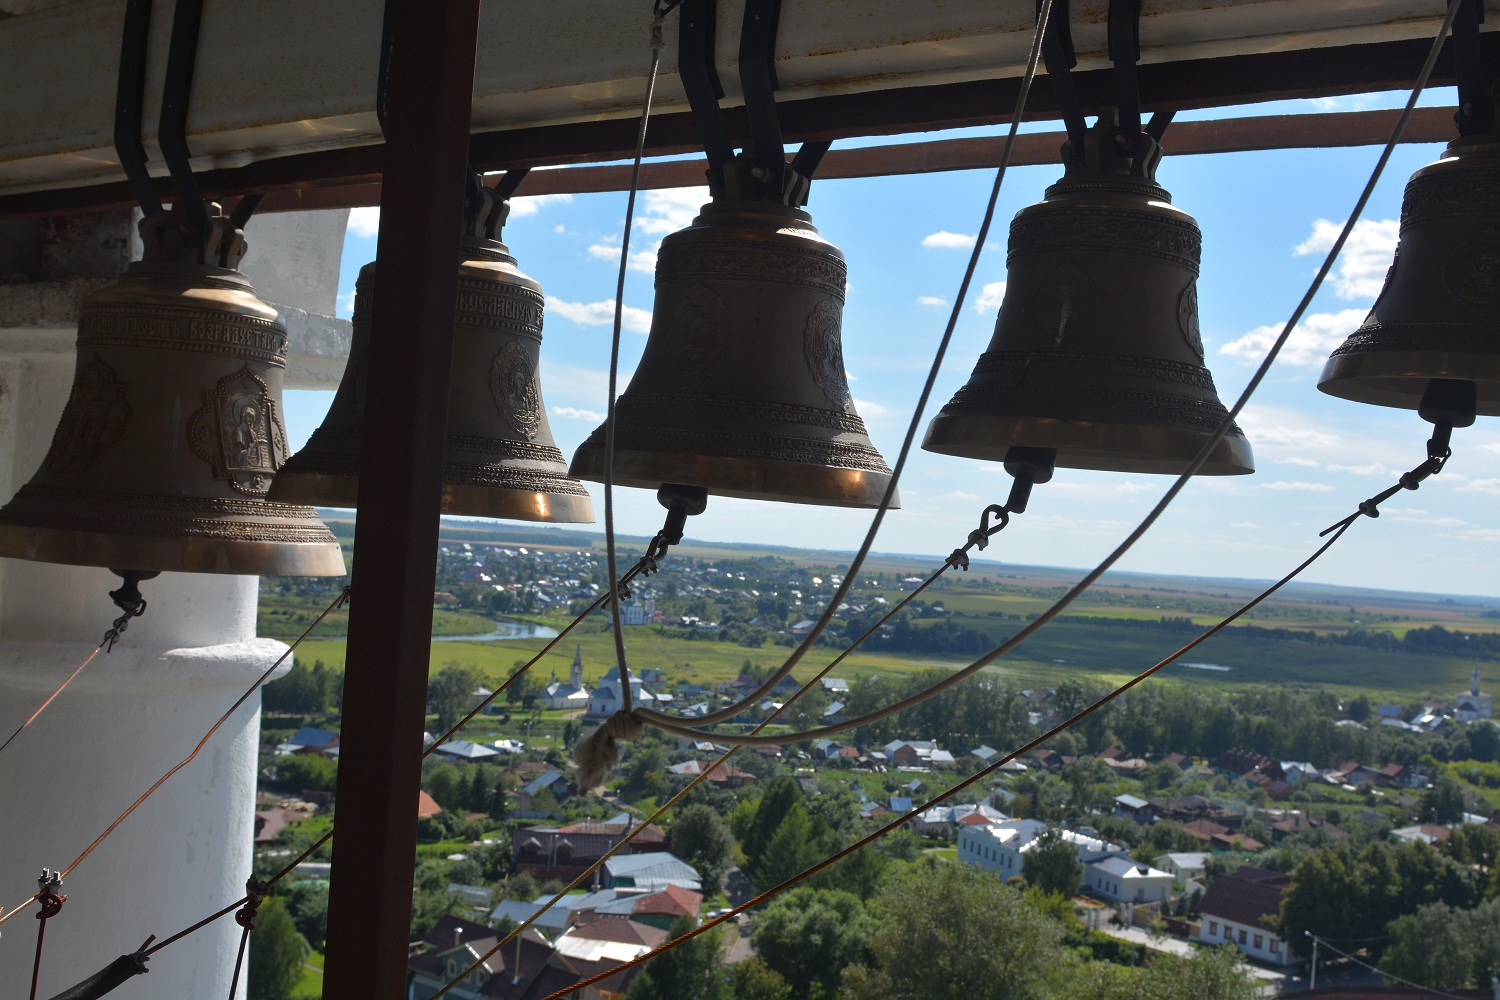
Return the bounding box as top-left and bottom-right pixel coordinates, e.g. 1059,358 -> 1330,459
0,206 -> 346,577
268,221 -> 595,524
924,120 -> 1254,477
1319,132 -> 1500,415
569,199 -> 897,508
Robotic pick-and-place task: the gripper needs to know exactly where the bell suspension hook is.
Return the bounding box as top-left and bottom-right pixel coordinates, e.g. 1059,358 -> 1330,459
948,448 -> 1055,570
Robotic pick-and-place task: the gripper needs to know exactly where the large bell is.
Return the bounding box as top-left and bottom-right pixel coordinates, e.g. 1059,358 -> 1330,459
268,198 -> 594,522
1319,132 -> 1500,415
923,121 -> 1254,476
568,198 -> 897,507
0,206 -> 347,575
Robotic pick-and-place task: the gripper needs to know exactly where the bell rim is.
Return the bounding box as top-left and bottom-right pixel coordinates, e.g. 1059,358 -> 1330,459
270,470 -> 598,524
921,413 -> 1255,476
0,523 -> 348,577
569,449 -> 901,509
1318,352 -> 1500,416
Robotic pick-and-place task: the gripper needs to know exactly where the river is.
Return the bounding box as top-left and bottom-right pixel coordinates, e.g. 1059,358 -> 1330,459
431,618 -> 561,642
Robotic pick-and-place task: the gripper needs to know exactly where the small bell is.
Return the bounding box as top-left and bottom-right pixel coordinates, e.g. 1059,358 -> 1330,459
923,116 -> 1253,476
569,194 -> 896,507
0,205 -> 346,576
269,188 -> 594,523
1318,132 -> 1500,415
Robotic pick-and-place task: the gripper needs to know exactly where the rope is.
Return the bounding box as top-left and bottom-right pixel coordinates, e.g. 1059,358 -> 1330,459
634,0 -> 1459,741
30,873 -> 66,1000
636,0 -> 1058,730
534,515 -> 1363,1000
603,4 -> 669,719
1311,936 -> 1470,998
0,586 -> 350,928
0,595 -> 152,759
225,878 -> 267,1000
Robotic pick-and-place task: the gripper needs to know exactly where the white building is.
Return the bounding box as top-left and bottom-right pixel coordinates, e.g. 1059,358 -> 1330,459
1084,856 -> 1175,904
544,645 -> 591,710
1197,867 -> 1296,966
1456,668 -> 1493,722
586,665 -> 659,718
958,819 -> 1124,881
1154,852 -> 1211,882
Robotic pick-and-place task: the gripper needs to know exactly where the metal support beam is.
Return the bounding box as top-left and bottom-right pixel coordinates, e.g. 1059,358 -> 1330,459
320,0 -> 479,997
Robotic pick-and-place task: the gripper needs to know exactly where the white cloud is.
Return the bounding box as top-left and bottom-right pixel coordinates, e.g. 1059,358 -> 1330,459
1219,308 -> 1366,367
1457,478 -> 1500,495
1229,521 -> 1261,529
554,224 -> 567,234
935,490 -> 981,502
587,242 -> 655,273
918,295 -> 948,308
508,193 -> 573,217
545,296 -> 653,334
551,405 -> 604,422
1277,456 -> 1323,468
336,289 -> 357,318
1461,528 -> 1500,542
1293,218 -> 1398,300
636,188 -> 709,236
1260,481 -> 1335,492
844,370 -> 859,383
1478,442 -> 1500,456
347,206 -> 380,238
1236,408 -> 1342,451
1114,483 -> 1153,493
853,397 -> 889,418
975,281 -> 1007,314
1325,462 -> 1389,476
922,230 -> 978,249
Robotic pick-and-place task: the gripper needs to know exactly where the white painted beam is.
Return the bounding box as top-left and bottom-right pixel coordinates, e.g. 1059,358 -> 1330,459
0,0 -> 1492,197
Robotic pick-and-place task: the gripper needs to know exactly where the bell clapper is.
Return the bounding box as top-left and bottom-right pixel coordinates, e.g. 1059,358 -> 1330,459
1323,378 -> 1478,535
948,448 -> 1057,571
103,569 -> 159,650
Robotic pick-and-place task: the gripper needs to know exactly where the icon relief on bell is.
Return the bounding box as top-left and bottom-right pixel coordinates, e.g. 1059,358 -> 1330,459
44,354 -> 132,476
1178,283 -> 1204,361
188,366 -> 288,495
803,298 -> 850,408
491,341 -> 542,441
1444,228 -> 1500,304
1033,260 -> 1096,346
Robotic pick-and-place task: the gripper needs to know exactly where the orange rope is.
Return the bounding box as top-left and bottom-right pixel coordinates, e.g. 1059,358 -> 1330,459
532,519 -> 1357,1000
0,647 -> 102,759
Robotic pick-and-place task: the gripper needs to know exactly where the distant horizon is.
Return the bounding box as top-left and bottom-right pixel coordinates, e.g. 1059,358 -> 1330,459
320,509 -> 1500,608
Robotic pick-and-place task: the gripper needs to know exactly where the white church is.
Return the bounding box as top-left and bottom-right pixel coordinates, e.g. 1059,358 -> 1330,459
1456,668 -> 1493,723
587,665 -> 663,719
543,646 -> 591,711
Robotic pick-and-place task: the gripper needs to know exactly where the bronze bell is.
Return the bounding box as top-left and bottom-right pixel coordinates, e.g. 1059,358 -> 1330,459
568,198 -> 897,507
268,190 -> 594,522
1319,132 -> 1500,415
924,118 -> 1254,476
0,205 -> 347,576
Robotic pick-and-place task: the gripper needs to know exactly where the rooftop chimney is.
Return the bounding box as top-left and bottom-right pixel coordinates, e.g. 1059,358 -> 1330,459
454,926 -> 463,950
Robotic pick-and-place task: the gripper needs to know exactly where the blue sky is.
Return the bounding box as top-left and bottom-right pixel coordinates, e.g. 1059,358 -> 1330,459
282,89 -> 1500,599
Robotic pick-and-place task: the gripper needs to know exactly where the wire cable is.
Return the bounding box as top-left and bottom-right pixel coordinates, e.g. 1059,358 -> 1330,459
603,3 -> 671,717
1311,935 -> 1470,998
533,514 -> 1364,1000
636,0 -> 1462,745
633,0 -> 1060,732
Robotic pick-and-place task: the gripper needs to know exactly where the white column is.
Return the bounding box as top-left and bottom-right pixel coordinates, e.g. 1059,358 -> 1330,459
0,208 -> 350,998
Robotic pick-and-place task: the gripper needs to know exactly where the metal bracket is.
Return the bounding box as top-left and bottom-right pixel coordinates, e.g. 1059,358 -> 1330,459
1038,0 -> 1087,159
1108,0 -> 1144,138
113,0 -> 162,217
678,0 -> 733,195
158,0 -> 211,248
1452,0 -> 1494,135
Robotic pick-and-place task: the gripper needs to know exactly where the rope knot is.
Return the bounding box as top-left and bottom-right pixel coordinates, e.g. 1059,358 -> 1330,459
649,16 -> 667,52
235,877 -> 269,930
573,711 -> 645,790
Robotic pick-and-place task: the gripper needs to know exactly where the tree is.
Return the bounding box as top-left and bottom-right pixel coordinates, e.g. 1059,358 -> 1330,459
751,887 -> 874,999
428,662 -> 478,734
670,804 -> 734,897
737,777 -> 801,873
627,914 -> 724,1000
1023,828 -> 1081,897
724,957 -> 792,1000
1383,898 -> 1500,990
753,804 -> 829,890
264,753 -> 337,794
1073,945 -> 1258,1000
247,897 -> 308,1000
841,861 -> 1067,1000
1421,775 -> 1467,825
